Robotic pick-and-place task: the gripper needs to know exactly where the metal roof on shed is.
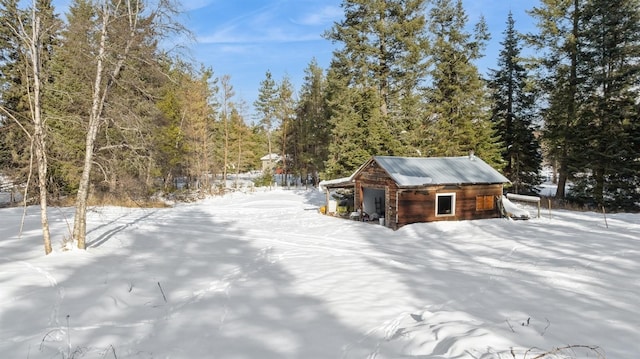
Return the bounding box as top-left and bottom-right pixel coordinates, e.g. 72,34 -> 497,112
372,155 -> 510,186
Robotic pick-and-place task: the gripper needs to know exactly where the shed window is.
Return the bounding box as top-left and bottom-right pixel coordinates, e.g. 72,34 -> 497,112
476,195 -> 495,211
436,193 -> 455,216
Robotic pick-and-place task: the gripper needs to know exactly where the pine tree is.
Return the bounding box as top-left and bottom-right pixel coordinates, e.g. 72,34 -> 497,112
45,0 -> 95,194
290,59 -> 330,186
422,0 -> 503,167
0,0 -> 32,183
325,0 -> 429,119
254,70 -> 278,173
275,75 -> 295,185
488,12 -> 542,194
323,0 -> 430,172
527,0 -> 582,199
155,65 -> 189,191
574,0 -> 640,210
324,56 -> 397,178
228,105 -> 256,184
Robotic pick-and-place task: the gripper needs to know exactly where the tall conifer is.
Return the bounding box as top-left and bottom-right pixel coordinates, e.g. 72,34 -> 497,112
488,12 -> 542,194
290,59 -> 330,185
528,0 -> 582,199
323,0 -> 429,176
422,0 -> 502,167
254,70 -> 278,171
574,0 -> 640,209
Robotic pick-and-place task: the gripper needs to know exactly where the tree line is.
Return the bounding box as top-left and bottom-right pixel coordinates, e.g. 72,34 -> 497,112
278,0 -> 639,212
1,0 -> 639,254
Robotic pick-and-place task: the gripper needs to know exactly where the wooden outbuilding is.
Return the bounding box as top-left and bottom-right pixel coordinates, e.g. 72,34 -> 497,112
327,154 -> 510,229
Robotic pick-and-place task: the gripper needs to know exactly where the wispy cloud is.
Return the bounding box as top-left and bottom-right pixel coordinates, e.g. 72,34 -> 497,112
195,2 -> 330,45
294,5 -> 343,26
174,0 -> 217,12
197,30 -> 322,45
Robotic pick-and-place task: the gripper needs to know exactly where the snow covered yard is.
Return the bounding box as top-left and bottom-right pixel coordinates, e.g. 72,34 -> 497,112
0,189 -> 638,358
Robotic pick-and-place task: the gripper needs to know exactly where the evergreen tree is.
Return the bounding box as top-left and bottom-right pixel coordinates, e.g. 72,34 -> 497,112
47,0 -> 170,199
228,105 -> 256,182
422,0 -> 503,167
45,0 -> 95,194
275,75 -> 295,185
154,65 -> 189,191
0,0 -> 32,183
323,0 -> 430,173
324,57 -> 395,178
527,0 -> 583,199
254,70 -> 278,172
64,0 -> 184,249
488,12 -> 542,194
0,0 -> 61,254
290,59 -> 330,186
573,0 -> 640,210
325,0 -> 429,119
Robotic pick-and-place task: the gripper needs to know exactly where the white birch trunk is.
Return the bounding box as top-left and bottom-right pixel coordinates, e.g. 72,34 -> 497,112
73,0 -> 140,249
27,5 -> 52,254
72,5 -> 109,249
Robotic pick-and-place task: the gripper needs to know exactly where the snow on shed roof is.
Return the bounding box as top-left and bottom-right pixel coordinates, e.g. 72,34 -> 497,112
319,176 -> 354,190
372,155 -> 510,186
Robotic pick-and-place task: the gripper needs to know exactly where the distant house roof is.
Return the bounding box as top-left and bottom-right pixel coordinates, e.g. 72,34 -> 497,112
261,153 -> 281,161
367,155 -> 510,187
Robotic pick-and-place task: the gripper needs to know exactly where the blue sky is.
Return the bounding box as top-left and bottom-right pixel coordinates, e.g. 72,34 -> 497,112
52,0 -> 538,116
178,0 -> 537,115
178,0 -> 345,110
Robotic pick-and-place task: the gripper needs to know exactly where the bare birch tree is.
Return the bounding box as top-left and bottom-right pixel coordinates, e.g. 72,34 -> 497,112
72,0 -> 183,249
26,2 -> 52,254
0,0 -> 54,254
220,75 -> 234,184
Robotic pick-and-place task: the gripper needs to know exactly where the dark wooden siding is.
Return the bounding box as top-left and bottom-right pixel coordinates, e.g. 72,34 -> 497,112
395,184 -> 503,228
396,189 -> 435,225
354,159 -> 504,229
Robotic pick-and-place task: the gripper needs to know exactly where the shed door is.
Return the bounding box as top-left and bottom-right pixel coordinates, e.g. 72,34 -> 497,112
362,187 -> 385,217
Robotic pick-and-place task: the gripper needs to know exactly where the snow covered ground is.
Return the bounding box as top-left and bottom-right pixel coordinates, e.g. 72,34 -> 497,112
0,188 -> 638,358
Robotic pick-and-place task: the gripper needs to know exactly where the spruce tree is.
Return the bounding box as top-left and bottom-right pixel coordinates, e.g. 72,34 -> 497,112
422,0 -> 502,167
488,12 -> 542,194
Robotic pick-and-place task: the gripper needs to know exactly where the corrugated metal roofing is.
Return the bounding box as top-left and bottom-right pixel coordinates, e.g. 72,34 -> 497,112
319,176 -> 354,189
373,155 -> 510,186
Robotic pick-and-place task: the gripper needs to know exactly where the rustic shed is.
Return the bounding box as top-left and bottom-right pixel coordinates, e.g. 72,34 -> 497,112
349,155 -> 510,229
318,176 -> 356,216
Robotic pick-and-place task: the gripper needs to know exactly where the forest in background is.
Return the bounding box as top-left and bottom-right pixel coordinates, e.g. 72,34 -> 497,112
1,0 -> 639,254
